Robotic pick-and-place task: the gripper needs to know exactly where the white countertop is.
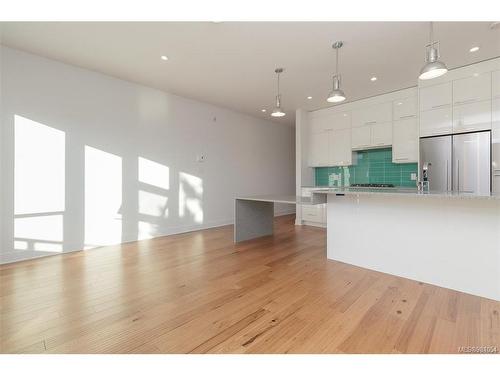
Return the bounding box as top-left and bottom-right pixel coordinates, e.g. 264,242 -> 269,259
236,195 -> 315,205
311,187 -> 500,200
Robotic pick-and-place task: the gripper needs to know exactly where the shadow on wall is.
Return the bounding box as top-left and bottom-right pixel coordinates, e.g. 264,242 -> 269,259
12,114 -> 204,257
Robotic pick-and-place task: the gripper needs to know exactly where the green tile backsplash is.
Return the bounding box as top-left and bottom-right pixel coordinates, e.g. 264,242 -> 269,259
315,148 -> 418,188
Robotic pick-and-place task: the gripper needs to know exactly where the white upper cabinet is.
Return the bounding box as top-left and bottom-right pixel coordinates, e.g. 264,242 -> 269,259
393,97 -> 417,120
371,122 -> 392,147
393,117 -> 418,163
351,102 -> 392,127
493,71 -> 500,99
453,100 -> 492,133
330,128 -> 353,166
309,115 -> 333,134
351,125 -> 371,149
329,111 -> 351,130
419,82 -> 452,112
453,73 -> 491,105
420,106 -> 452,137
308,131 -> 329,167
309,111 -> 351,133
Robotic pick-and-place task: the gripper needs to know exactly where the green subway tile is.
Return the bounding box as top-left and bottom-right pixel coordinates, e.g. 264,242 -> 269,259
315,147 -> 418,188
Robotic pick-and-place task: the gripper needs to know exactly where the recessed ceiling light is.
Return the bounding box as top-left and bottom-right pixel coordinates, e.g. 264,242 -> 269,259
160,55 -> 169,61
370,76 -> 377,81
469,46 -> 480,53
261,109 -> 266,112
307,96 -> 313,100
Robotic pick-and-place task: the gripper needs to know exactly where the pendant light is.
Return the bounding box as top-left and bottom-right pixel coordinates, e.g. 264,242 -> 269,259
419,22 -> 448,80
327,41 -> 346,103
271,68 -> 285,117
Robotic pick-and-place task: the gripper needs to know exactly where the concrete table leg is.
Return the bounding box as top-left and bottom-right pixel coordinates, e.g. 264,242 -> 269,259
234,199 -> 274,242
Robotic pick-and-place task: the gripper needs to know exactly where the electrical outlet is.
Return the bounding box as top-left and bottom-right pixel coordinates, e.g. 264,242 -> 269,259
411,173 -> 417,181
197,155 -> 206,163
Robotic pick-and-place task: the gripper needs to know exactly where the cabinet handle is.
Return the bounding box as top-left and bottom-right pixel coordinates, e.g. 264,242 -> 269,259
454,98 -> 476,105
400,115 -> 416,119
431,104 -> 449,109
365,121 -> 377,125
375,142 -> 386,145
394,157 -> 409,160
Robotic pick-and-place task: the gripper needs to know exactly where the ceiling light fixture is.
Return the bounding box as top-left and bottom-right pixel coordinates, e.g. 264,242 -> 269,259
419,22 -> 448,80
327,41 -> 346,103
261,109 -> 267,112
160,55 -> 169,61
370,76 -> 377,82
307,96 -> 313,100
271,68 -> 286,117
469,46 -> 480,52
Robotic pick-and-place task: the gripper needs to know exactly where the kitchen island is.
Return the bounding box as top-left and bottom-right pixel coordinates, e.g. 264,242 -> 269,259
312,188 -> 500,301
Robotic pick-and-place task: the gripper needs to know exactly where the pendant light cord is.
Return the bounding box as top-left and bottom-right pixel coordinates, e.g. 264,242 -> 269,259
335,47 -> 339,76
429,21 -> 434,47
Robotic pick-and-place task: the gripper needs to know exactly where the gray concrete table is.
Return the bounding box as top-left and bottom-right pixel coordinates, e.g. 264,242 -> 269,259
234,195 -> 313,243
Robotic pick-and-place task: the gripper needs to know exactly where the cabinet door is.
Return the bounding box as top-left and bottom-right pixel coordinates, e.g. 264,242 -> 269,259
329,111 -> 351,130
351,125 -> 371,149
309,131 -> 329,166
420,106 -> 453,137
452,100 -> 491,133
453,73 -> 491,105
393,97 -> 417,120
371,122 -> 393,147
393,118 -> 418,163
352,102 -> 392,127
330,128 -> 352,166
493,71 -> 500,99
419,82 -> 452,111
309,115 -> 334,134
492,98 -> 500,193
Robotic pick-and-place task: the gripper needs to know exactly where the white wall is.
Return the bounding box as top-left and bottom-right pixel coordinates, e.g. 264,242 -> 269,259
0,46 -> 295,264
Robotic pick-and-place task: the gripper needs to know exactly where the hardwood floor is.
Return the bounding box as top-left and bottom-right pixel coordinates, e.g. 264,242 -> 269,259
1,214 -> 498,354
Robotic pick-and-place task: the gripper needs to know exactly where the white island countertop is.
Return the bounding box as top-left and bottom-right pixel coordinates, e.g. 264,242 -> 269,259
311,187 -> 500,200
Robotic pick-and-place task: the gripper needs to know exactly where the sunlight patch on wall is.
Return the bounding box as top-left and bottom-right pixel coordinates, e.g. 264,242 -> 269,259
179,172 -> 203,224
139,191 -> 169,217
138,157 -> 170,190
14,115 -> 65,253
84,146 -> 122,248
14,115 -> 65,214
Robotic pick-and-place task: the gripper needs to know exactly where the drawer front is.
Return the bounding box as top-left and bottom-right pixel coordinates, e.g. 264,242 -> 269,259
302,205 -> 325,223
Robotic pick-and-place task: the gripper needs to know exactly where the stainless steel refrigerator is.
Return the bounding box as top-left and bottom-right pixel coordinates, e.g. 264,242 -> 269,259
419,131 -> 491,194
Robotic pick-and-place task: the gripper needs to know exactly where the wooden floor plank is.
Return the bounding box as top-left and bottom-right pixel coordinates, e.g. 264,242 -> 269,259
1,215 -> 498,354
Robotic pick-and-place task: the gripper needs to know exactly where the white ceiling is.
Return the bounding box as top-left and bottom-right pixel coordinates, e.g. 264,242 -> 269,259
1,22 -> 499,125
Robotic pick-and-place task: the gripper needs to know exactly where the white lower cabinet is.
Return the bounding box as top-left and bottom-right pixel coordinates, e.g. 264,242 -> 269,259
420,106 -> 453,137
392,117 -> 418,163
452,100 -> 491,133
301,204 -> 326,225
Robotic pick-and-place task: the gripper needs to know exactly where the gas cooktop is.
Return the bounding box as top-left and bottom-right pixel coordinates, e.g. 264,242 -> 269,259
350,183 -> 395,188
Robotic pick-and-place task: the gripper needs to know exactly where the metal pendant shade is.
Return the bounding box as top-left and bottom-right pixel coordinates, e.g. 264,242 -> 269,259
271,68 -> 285,117
419,22 -> 448,80
327,41 -> 346,103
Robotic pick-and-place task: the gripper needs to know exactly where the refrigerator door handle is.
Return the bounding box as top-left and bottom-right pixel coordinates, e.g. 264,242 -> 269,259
446,160 -> 449,191
457,159 -> 460,192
